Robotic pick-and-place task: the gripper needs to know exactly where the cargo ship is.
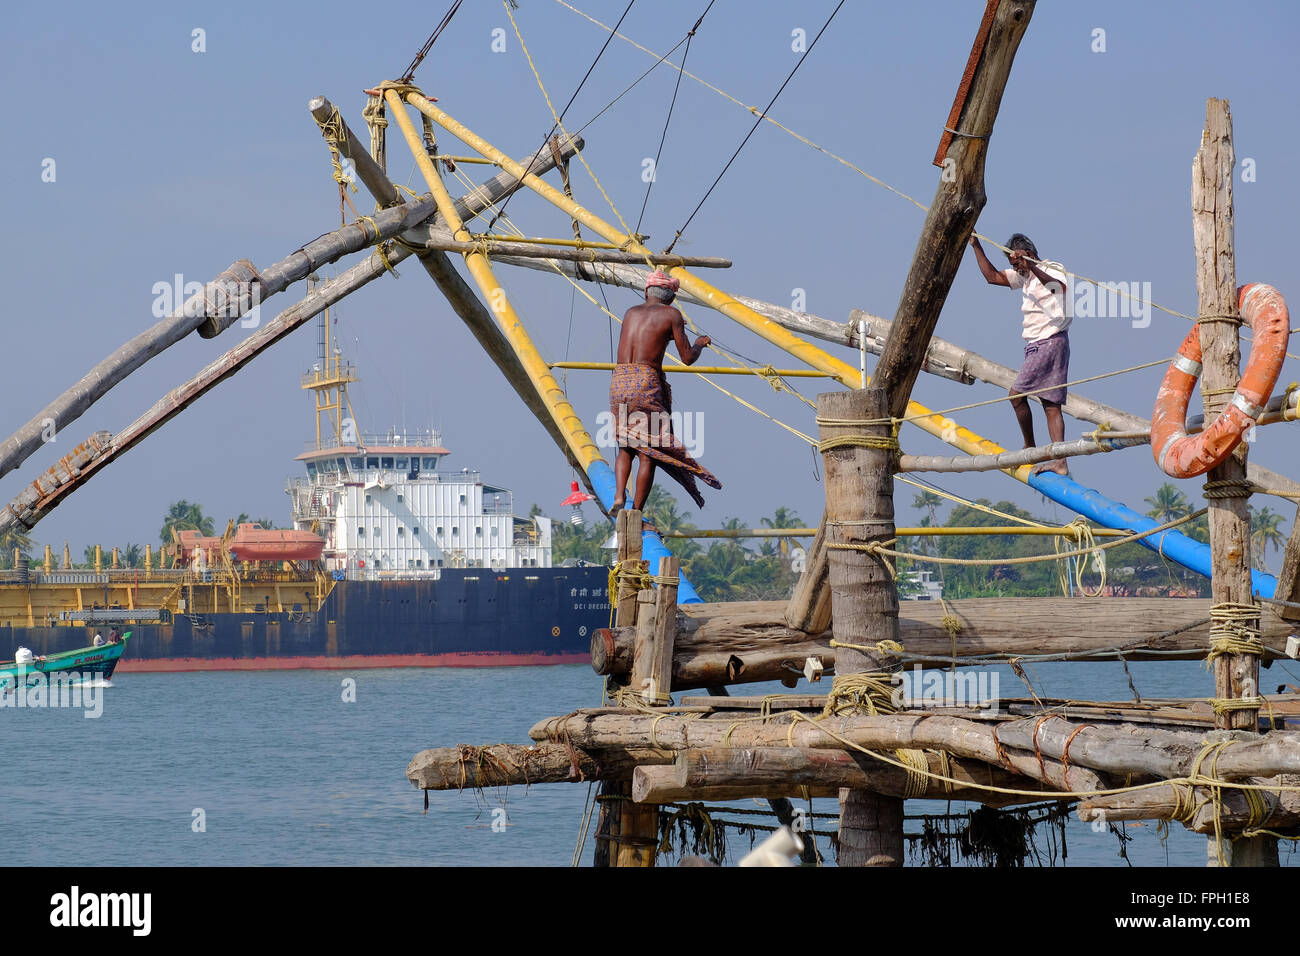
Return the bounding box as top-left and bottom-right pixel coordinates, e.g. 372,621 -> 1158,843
0,299 -> 610,670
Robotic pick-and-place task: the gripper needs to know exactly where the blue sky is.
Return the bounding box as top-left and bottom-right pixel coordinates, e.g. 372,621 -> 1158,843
3,0 -> 1298,564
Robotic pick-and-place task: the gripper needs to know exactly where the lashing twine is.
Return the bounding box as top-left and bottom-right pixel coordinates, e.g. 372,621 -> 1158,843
814,416 -> 900,454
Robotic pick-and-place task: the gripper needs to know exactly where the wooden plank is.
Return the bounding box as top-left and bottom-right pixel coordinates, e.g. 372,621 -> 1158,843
649,556 -> 680,705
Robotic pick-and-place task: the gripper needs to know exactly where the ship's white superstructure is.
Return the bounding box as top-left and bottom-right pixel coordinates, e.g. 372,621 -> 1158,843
285,283 -> 552,579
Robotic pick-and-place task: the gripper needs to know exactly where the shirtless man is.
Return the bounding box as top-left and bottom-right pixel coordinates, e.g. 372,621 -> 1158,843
609,271 -> 720,513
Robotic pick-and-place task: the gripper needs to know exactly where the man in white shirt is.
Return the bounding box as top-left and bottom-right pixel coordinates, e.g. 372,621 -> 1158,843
969,232 -> 1070,475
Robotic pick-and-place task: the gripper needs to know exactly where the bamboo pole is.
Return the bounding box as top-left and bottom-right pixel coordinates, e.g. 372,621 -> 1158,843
384,89 -> 604,474
899,435 -> 1151,473
665,525 -> 1127,538
421,234 -> 732,268
548,362 -> 828,377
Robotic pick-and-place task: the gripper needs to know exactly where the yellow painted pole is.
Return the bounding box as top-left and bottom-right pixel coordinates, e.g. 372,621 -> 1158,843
384,89 -> 604,472
406,95 -> 1030,481
473,235 -> 627,250
664,526 -> 1125,538
549,362 -> 829,377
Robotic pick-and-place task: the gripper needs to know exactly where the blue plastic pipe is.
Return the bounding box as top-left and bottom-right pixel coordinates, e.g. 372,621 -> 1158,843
1029,472 -> 1277,598
586,460 -> 702,604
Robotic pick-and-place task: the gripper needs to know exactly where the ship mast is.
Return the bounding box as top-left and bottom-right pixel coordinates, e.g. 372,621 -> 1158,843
302,273 -> 359,450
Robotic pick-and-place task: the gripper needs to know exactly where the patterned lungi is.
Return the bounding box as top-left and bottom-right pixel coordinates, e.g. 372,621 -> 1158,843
1012,331 -> 1070,404
609,362 -> 721,508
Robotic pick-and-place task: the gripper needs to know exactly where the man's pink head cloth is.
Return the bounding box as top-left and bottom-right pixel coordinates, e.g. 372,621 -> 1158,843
646,271 -> 680,293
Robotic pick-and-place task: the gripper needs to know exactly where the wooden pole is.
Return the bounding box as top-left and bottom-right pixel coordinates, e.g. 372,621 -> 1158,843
785,513 -> 832,633
818,388 -> 904,866
598,510 -> 659,867
1192,97 -> 1275,867
872,0 -> 1035,418
1193,99 -> 1258,733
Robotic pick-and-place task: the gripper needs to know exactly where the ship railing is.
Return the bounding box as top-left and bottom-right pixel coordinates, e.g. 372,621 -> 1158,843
301,430 -> 442,453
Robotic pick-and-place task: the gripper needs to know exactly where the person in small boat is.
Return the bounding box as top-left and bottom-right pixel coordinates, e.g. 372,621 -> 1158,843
93,632 -> 106,646
968,232 -> 1071,476
108,627 -> 121,644
609,271 -> 721,514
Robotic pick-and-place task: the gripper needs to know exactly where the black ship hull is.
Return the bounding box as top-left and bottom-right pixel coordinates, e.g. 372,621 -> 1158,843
0,567 -> 611,671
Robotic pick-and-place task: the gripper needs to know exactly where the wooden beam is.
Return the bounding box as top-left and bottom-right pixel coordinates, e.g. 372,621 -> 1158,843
872,0 -> 1035,417
421,233 -> 731,268
634,747 -> 1062,807
593,598 -> 1296,690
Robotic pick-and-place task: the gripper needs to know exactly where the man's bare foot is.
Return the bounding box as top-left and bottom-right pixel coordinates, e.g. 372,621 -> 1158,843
610,499 -> 625,513
1032,459 -> 1069,476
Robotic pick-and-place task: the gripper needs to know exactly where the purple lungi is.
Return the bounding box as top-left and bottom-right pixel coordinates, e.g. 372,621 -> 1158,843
1012,331 -> 1070,404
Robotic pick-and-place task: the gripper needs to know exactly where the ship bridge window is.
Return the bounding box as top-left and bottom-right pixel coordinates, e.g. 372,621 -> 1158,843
381,456 -> 393,469
336,458 -> 347,472
306,463 -> 317,478
397,527 -> 405,537
413,527 -> 419,536
365,494 -> 372,504
422,457 -> 438,470
395,457 -> 408,469
373,527 -> 380,538
351,457 -> 363,470
459,494 -> 466,506
366,457 -> 379,469
397,494 -> 403,503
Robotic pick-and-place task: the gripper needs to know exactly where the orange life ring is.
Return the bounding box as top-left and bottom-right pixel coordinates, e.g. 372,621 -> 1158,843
1151,283 -> 1290,478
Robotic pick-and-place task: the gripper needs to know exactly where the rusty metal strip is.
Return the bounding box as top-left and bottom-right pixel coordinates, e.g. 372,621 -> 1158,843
932,0 -> 1001,167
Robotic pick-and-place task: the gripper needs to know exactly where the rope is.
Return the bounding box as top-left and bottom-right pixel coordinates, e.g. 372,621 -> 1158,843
1054,517 -> 1106,597
820,672 -> 899,718
497,1 -> 643,244
830,507 -> 1207,567
634,0 -> 716,235
1202,478 -> 1254,499
1206,602 -> 1264,668
662,0 -> 848,255
896,358 -> 1173,424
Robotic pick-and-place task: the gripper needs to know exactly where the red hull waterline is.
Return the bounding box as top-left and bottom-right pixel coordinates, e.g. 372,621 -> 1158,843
115,651 -> 591,673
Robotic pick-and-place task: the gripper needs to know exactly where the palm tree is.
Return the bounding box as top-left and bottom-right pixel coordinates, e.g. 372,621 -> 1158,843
1250,506 -> 1287,572
911,490 -> 945,526
641,486 -> 701,562
1144,483 -> 1192,524
121,543 -> 143,568
760,506 -> 806,558
0,528 -> 33,568
160,500 -> 215,545
253,516 -> 277,530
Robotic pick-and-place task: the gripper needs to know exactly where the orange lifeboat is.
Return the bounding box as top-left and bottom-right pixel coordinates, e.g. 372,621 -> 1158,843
1151,283 -> 1290,478
228,524 -> 326,563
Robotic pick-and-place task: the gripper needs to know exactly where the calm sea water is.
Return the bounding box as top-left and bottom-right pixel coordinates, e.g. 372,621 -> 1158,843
3,660 -> 1296,867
